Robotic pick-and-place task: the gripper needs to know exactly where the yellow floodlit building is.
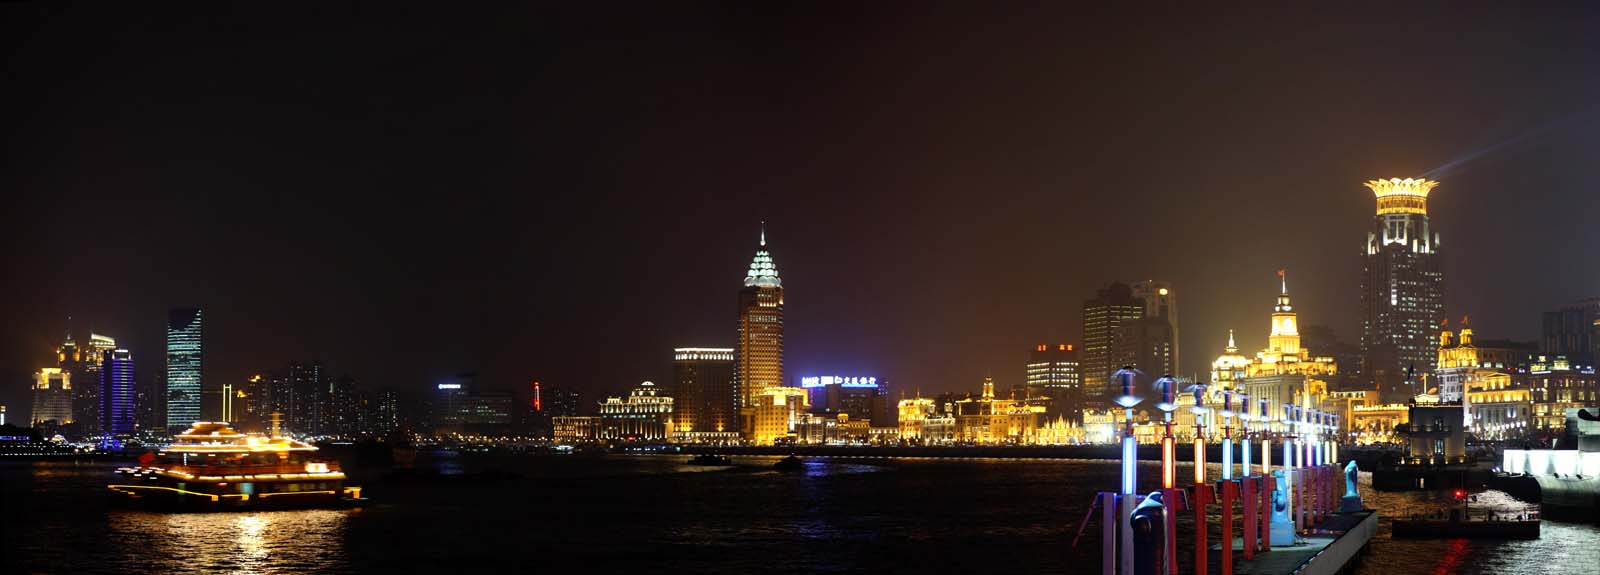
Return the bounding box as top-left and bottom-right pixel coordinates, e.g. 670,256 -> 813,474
748,387 -> 808,446
1233,270 -> 1336,418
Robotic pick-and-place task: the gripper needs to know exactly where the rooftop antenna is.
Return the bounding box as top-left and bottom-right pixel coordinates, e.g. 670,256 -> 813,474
760,220 -> 767,247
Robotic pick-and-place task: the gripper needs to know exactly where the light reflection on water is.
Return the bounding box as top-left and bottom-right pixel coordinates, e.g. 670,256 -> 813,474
105,509 -> 350,574
7,457 -> 1599,574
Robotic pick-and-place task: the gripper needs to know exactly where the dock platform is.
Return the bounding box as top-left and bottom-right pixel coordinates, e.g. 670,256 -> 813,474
1210,511 -> 1377,575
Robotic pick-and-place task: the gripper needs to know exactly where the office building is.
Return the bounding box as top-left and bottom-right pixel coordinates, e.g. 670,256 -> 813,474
1081,282 -> 1145,407
1359,178 -> 1445,403
165,307 -> 204,430
1026,344 -> 1082,419
1131,280 -> 1179,374
31,368 -> 74,427
432,374 -> 514,436
801,375 -> 888,425
98,349 -> 136,445
748,387 -> 808,445
1114,316 -> 1176,378
671,348 -> 737,436
1542,298 -> 1600,365
74,331 -> 116,435
597,381 -> 675,441
736,226 -> 785,433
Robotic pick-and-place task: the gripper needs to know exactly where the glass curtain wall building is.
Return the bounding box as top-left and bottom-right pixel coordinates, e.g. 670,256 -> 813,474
99,349 -> 136,447
165,307 -> 204,430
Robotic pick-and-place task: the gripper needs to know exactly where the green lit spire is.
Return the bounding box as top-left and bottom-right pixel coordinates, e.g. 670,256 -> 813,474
744,223 -> 781,288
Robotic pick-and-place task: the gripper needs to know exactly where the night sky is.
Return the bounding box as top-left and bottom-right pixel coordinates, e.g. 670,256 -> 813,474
5,3 -> 1600,414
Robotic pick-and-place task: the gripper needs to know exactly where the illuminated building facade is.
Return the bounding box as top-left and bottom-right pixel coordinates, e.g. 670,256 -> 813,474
1132,280 -> 1179,374
1234,271 -> 1336,416
553,416 -> 601,443
1081,282 -> 1144,409
1210,330 -> 1249,390
1526,355 -> 1598,432
952,377 -> 1049,444
54,331 -> 94,436
896,397 -> 938,441
735,226 -> 784,438
31,368 -> 74,426
98,349 -> 136,443
671,348 -> 737,435
165,307 -> 204,430
748,387 -> 808,445
1434,319 -> 1530,401
1360,178 -> 1445,403
1026,344 -> 1082,419
1349,403 -> 1408,445
597,381 -> 674,441
1466,373 -> 1531,440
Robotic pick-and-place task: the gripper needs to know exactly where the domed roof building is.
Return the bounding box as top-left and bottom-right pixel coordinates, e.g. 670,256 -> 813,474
1211,329 -> 1251,390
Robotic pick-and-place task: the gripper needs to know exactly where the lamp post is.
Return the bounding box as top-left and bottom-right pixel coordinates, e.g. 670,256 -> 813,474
1111,367 -> 1144,575
1221,391 -> 1235,480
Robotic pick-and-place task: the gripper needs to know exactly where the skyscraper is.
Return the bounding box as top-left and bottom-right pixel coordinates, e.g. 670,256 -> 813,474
735,225 -> 784,437
1359,178 -> 1445,402
78,333 -> 118,434
672,348 -> 737,436
286,361 -> 326,435
1541,298 -> 1600,365
165,307 -> 204,430
98,349 -> 136,445
55,330 -> 95,436
31,368 -> 74,427
1081,282 -> 1144,408
1131,280 -> 1179,374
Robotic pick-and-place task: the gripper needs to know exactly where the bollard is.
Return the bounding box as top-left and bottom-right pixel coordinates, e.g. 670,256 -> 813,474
1102,492 -> 1117,575
1192,483 -> 1213,575
1242,475 -> 1258,560
1260,475 -> 1274,549
1220,479 -> 1236,575
1161,487 -> 1184,575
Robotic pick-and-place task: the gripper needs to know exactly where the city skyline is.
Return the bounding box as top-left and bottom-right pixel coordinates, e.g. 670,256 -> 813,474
7,4 -> 1600,415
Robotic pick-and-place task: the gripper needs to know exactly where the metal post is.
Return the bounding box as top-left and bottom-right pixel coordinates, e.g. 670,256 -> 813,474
1102,492 -> 1116,575
1221,480 -> 1236,575
1194,483 -> 1212,575
1242,476 -> 1257,560
1260,475 -> 1273,550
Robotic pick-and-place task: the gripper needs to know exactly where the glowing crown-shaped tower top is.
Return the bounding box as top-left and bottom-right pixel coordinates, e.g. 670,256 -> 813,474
1364,177 -> 1438,215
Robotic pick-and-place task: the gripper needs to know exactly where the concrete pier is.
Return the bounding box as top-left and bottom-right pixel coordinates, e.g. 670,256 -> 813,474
1210,510 -> 1377,575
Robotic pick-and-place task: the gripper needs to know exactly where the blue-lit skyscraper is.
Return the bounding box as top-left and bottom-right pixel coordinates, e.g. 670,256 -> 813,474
99,349 -> 136,447
165,307 -> 204,430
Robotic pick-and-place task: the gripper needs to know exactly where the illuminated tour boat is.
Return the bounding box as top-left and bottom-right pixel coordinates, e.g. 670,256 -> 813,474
110,420 -> 362,509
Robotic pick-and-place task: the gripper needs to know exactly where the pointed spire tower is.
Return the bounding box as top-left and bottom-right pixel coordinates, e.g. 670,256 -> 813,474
735,222 -> 785,439
744,221 -> 781,288
1269,269 -> 1301,355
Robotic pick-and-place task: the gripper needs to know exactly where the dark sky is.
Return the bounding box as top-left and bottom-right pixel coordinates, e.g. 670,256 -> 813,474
5,2 -> 1600,415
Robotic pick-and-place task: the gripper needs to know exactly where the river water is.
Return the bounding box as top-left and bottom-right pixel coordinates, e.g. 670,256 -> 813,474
2,455 -> 1595,574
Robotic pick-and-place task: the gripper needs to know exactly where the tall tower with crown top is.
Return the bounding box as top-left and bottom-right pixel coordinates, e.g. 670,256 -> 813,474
1360,178 -> 1445,402
735,223 -> 784,437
